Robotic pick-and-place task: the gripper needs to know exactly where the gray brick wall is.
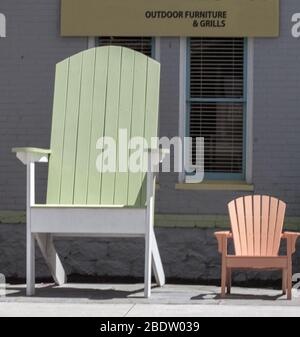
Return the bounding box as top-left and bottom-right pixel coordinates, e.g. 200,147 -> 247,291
0,0 -> 300,217
1,0 -> 300,286
253,0 -> 300,215
0,0 -> 86,210
2,223 -> 299,283
158,0 -> 300,216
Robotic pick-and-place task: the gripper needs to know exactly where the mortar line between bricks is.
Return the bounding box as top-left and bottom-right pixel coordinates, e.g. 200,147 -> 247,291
123,303 -> 135,317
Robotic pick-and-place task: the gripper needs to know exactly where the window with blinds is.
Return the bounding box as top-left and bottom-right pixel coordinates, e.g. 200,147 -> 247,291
98,37 -> 154,57
187,37 -> 246,179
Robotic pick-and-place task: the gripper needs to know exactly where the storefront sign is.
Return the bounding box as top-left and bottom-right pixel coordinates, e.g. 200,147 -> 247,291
0,13 -> 6,38
292,13 -> 300,38
61,0 -> 279,37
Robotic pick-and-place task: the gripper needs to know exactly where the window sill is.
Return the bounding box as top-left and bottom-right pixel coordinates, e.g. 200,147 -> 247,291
175,181 -> 254,191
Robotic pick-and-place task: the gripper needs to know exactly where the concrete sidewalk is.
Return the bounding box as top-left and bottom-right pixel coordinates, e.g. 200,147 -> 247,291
0,283 -> 299,317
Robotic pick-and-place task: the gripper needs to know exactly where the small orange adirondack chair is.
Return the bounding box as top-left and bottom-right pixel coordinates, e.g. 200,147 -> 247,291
215,195 -> 300,300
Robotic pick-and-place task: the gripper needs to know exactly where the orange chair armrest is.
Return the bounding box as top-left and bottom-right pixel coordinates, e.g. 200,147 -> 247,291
214,231 -> 232,254
281,231 -> 300,254
281,231 -> 300,239
215,231 -> 232,240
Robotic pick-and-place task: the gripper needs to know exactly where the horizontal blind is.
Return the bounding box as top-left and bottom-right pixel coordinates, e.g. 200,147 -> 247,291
188,38 -> 245,175
98,37 -> 153,57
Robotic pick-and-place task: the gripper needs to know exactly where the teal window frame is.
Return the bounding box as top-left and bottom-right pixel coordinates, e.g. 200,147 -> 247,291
186,38 -> 248,181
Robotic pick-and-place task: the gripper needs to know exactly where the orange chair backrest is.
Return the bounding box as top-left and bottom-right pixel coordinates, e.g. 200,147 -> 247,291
228,195 -> 286,256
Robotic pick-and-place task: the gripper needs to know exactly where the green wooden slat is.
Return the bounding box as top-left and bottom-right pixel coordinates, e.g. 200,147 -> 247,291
47,59 -> 69,204
73,49 -> 96,204
127,52 -> 148,207
46,46 -> 160,207
86,47 -> 109,204
60,52 -> 83,204
143,60 -> 160,149
100,46 -> 122,204
141,59 -> 161,206
114,48 -> 135,205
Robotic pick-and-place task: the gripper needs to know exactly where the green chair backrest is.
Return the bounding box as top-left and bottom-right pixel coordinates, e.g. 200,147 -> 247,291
46,46 -> 160,207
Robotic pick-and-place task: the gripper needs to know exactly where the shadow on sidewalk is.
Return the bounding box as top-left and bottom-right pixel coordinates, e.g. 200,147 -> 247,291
5,284 -> 146,300
191,292 -> 284,301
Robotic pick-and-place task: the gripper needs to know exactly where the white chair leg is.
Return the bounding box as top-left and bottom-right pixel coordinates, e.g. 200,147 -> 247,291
144,232 -> 152,298
152,231 -> 165,287
36,234 -> 66,285
26,162 -> 35,296
26,232 -> 35,296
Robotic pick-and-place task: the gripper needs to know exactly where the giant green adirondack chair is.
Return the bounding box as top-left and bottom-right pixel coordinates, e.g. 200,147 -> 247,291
12,46 -> 166,298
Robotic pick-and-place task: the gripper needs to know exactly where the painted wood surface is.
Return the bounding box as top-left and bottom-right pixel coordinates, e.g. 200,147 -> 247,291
228,195 -> 286,257
13,47 -> 164,298
215,195 -> 300,299
47,46 -> 160,207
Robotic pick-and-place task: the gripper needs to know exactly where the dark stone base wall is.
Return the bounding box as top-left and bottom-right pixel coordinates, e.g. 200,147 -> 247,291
1,224 -> 300,286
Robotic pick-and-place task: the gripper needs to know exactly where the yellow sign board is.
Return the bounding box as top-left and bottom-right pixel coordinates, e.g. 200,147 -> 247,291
61,0 -> 279,37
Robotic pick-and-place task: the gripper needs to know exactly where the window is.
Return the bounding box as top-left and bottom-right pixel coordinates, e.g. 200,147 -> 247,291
187,38 -> 247,180
98,37 -> 154,57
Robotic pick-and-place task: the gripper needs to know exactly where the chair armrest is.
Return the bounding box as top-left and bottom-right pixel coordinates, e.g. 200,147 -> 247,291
281,231 -> 300,254
214,231 -> 232,254
12,147 -> 51,165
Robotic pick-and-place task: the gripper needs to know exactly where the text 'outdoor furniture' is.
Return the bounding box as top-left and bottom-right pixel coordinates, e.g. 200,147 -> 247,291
12,46 -> 166,298
215,195 -> 300,300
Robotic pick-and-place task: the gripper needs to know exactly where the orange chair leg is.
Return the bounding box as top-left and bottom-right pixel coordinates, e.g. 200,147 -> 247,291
282,269 -> 287,295
287,259 -> 292,300
226,268 -> 231,294
221,259 -> 227,298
